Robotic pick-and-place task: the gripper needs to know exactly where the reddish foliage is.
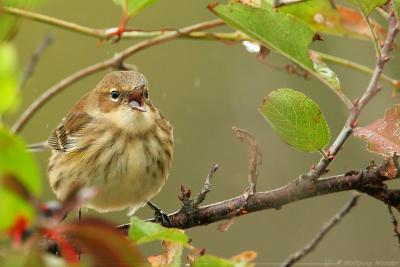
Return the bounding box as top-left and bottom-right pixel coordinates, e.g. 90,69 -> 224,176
354,104 -> 400,156
8,215 -> 28,248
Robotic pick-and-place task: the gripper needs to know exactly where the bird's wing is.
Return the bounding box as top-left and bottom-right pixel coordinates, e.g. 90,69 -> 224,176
48,111 -> 93,152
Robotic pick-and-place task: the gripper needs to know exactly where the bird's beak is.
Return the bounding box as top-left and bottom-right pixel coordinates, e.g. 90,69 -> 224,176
128,87 -> 146,112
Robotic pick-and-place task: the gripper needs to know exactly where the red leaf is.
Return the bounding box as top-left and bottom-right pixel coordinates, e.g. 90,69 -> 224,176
354,104 -> 400,156
44,229 -> 79,264
59,218 -> 144,267
8,215 -> 28,248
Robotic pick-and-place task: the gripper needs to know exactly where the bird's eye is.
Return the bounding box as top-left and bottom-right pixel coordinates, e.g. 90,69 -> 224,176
144,90 -> 149,99
110,90 -> 120,101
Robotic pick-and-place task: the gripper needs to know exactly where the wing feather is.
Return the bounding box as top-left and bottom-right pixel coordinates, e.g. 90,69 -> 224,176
48,111 -> 93,152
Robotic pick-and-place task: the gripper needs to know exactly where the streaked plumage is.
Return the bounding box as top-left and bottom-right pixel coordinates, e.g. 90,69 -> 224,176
47,71 -> 173,214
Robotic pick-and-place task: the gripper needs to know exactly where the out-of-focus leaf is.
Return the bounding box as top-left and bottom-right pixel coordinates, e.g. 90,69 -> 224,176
129,217 -> 189,244
112,0 -> 158,17
211,1 -> 343,101
0,128 -> 41,231
395,0 -> 400,20
193,252 -> 256,267
193,255 -> 235,267
0,43 -> 18,116
354,104 -> 400,157
59,218 -> 144,267
1,0 -> 43,41
230,251 -> 257,266
148,241 -> 183,267
279,1 -> 386,41
0,248 -> 46,267
259,88 -> 330,152
347,0 -> 387,15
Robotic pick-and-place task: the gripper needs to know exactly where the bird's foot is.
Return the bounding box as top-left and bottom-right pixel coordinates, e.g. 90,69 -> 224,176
147,201 -> 172,227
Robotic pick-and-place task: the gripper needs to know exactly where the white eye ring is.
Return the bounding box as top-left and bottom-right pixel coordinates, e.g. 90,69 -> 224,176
110,89 -> 120,102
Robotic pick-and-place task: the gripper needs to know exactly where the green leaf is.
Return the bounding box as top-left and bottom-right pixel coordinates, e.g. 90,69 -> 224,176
129,217 -> 189,244
278,1 -> 386,41
112,0 -> 158,17
212,2 -> 314,73
259,88 -> 330,152
347,0 -> 387,15
0,43 -> 18,117
211,1 -> 344,103
193,255 -> 235,267
0,128 -> 41,231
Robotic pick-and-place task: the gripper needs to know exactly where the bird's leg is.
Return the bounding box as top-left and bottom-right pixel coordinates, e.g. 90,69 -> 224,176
78,208 -> 82,221
147,201 -> 172,227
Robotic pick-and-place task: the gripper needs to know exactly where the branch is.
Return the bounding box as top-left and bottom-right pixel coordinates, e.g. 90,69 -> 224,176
20,33 -> 54,89
6,7 -> 398,91
116,159 -> 400,233
316,51 -> 399,90
281,194 -> 360,267
305,12 -> 399,181
1,6 -> 235,41
11,19 -> 224,133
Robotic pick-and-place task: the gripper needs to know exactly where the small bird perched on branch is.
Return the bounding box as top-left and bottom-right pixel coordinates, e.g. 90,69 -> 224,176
47,70 -> 173,218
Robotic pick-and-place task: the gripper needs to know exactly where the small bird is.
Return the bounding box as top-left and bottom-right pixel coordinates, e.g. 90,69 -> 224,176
47,70 -> 173,217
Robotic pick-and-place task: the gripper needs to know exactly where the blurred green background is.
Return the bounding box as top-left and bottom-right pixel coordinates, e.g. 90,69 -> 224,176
4,0 -> 400,265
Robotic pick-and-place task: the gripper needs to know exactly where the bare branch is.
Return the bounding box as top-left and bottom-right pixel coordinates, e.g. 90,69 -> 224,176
11,19 -> 224,133
191,163 -> 219,208
305,12 -> 399,182
281,194 -> 360,267
20,33 -> 54,89
115,159 -> 400,233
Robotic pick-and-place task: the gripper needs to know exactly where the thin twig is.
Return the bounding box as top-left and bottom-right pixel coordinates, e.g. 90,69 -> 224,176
11,19 -> 224,133
316,51 -> 399,90
281,194 -> 360,267
20,33 -> 54,89
191,164 -> 219,208
1,6 -> 233,41
305,12 -> 399,182
388,205 -> 400,246
362,12 -> 382,60
232,127 -> 262,196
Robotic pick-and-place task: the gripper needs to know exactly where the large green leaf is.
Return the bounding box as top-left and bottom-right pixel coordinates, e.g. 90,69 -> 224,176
0,44 -> 18,117
259,88 -> 330,152
279,0 -> 386,41
112,0 -> 158,17
347,0 -> 387,15
129,217 -> 189,244
211,1 -> 345,103
0,128 -> 41,231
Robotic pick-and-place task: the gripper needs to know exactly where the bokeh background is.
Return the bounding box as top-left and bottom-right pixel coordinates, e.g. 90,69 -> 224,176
4,0 -> 400,265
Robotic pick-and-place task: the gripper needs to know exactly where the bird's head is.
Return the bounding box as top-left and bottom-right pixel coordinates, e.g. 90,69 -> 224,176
88,70 -> 159,133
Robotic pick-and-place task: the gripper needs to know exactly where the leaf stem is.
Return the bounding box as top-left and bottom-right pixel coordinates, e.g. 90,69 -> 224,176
316,51 -> 399,90
362,12 -> 382,60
